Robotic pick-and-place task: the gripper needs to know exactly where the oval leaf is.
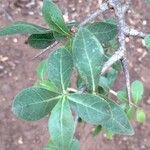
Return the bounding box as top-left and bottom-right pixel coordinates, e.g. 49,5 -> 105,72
12,87 -> 61,121
48,97 -> 74,149
131,80 -> 144,104
27,32 -> 55,49
0,21 -> 49,36
102,100 -> 134,135
48,48 -> 73,93
73,27 -> 105,93
136,109 -> 146,123
86,22 -> 117,43
68,93 -> 111,124
42,0 -> 69,35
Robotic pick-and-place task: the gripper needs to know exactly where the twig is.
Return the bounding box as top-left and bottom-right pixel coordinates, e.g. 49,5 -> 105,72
79,2 -> 109,27
101,0 -> 132,106
124,27 -> 146,38
121,57 -> 132,106
32,41 -> 59,60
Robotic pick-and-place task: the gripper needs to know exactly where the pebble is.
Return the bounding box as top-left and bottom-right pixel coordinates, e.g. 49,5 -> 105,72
18,137 -> 23,145
13,38 -> 18,43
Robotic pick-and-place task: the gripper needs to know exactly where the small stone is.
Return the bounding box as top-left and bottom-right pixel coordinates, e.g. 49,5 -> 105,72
13,38 -> 18,43
146,97 -> 150,105
28,11 -> 34,15
18,137 -> 23,144
125,37 -> 130,43
142,20 -> 147,26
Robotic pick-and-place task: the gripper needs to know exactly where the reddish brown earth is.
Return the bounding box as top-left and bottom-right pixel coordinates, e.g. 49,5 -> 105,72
0,0 -> 150,150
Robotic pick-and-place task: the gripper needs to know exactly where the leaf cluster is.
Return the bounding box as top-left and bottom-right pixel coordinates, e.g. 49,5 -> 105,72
0,0 -> 147,149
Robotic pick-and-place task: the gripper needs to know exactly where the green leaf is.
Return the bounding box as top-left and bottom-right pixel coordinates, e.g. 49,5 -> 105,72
12,87 -> 61,121
106,131 -> 114,140
48,48 -> 73,93
99,68 -> 118,91
144,35 -> 150,51
68,94 -> 111,124
44,139 -> 79,150
86,22 -> 117,43
92,125 -> 102,136
37,59 -> 48,80
131,80 -> 144,104
35,80 -> 59,93
126,106 -> 134,120
27,32 -> 55,49
48,97 -> 74,149
70,139 -> 80,150
102,100 -> 134,135
0,22 -> 49,36
73,27 -> 105,92
136,109 -> 146,123
117,89 -> 128,102
42,0 -> 69,35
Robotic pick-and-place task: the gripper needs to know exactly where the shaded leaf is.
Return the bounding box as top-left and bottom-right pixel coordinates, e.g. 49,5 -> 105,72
92,125 -> 102,136
12,87 -> 61,121
73,27 -> 105,92
68,93 -> 111,124
86,22 -> 117,43
99,68 -> 118,91
27,32 -> 55,49
48,97 -> 74,149
131,80 -> 144,104
48,48 -> 73,93
42,0 -> 69,35
102,100 -> 134,135
0,21 -> 49,36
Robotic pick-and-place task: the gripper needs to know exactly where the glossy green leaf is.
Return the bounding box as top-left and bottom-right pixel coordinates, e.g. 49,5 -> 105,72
144,35 -> 150,51
48,48 -> 73,93
37,59 -> 48,80
48,97 -> 74,149
73,27 -> 105,92
42,0 -> 69,35
27,32 -> 55,49
86,22 -> 117,43
0,22 -> 49,36
12,87 -> 61,121
102,100 -> 134,135
131,80 -> 144,104
35,80 -> 59,93
136,109 -> 146,123
68,94 -> 111,124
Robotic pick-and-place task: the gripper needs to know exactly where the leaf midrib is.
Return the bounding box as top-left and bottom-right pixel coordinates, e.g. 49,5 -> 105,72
81,30 -> 95,93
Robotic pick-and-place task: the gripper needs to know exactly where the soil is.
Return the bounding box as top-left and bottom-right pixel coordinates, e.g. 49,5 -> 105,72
0,0 -> 150,150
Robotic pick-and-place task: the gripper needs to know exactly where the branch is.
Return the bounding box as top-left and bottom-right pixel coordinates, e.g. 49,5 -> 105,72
124,27 -> 146,38
79,2 -> 109,27
101,0 -> 132,105
32,41 -> 59,60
